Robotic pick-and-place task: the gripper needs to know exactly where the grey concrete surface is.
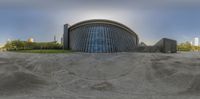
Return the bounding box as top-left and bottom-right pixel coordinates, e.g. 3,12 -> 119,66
0,52 -> 200,99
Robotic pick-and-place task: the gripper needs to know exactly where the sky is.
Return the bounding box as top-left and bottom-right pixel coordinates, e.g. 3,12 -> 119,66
1,0 -> 200,45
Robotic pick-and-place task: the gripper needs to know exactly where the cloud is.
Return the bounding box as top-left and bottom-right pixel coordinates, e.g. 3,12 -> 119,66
1,0 -> 200,44
1,0 -> 200,10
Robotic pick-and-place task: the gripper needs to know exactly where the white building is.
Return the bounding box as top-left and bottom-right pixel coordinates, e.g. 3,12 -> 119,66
191,37 -> 199,46
194,37 -> 199,46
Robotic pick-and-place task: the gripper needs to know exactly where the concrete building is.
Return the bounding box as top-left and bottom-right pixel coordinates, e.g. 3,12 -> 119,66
154,38 -> 177,53
63,24 -> 69,50
63,19 -> 177,53
63,19 -> 139,53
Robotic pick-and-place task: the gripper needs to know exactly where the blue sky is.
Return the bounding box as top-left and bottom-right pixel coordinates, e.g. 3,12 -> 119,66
1,0 -> 200,45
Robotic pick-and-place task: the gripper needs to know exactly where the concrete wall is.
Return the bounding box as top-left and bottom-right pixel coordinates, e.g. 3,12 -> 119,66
154,38 -> 177,53
63,24 -> 69,50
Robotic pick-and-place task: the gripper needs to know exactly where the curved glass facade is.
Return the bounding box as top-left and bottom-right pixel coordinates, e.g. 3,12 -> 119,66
68,21 -> 138,53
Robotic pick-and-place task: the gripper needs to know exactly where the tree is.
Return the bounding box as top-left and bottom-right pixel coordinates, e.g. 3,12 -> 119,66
177,41 -> 192,51
4,40 -> 63,50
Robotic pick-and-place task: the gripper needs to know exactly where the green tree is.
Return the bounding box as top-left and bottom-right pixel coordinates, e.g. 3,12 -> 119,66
4,40 -> 63,50
177,41 -> 192,51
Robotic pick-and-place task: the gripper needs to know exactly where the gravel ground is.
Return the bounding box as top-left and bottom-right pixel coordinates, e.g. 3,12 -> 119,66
0,51 -> 200,99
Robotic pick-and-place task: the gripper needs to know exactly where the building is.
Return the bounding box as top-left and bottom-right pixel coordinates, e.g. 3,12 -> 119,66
27,38 -> 34,43
61,37 -> 63,44
154,38 -> 177,53
54,35 -> 57,42
191,37 -> 199,46
63,19 -> 139,53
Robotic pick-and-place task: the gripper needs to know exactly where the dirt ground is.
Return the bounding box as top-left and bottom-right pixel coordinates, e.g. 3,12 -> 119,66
0,52 -> 200,99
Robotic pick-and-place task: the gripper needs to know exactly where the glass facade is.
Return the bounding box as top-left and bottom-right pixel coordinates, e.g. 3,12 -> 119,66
68,21 -> 138,53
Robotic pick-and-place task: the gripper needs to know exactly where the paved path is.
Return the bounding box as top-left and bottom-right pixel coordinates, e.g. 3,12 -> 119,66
0,52 -> 200,99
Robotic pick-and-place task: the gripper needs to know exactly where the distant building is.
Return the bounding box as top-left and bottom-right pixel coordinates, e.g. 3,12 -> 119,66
27,38 -> 34,43
190,41 -> 193,45
139,42 -> 147,47
54,35 -> 57,42
61,37 -> 63,44
191,37 -> 199,46
194,37 -> 199,46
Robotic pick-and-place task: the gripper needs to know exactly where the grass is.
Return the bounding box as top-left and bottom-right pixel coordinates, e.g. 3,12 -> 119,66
10,49 -> 72,54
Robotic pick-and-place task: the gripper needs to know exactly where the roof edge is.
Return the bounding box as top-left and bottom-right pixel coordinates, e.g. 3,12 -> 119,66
68,19 -> 138,42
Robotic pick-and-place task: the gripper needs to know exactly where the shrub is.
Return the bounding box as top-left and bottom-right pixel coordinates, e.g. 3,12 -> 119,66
4,40 -> 63,51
